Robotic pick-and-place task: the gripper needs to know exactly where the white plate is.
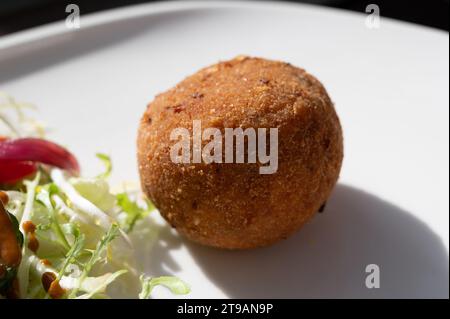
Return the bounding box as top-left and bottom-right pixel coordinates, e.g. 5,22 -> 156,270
0,1 -> 448,298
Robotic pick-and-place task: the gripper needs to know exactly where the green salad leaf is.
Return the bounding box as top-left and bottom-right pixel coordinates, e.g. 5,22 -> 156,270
1,93 -> 189,299
139,275 -> 190,299
95,153 -> 112,179
117,193 -> 154,233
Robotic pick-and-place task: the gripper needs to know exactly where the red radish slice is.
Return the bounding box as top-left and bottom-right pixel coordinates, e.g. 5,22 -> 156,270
0,160 -> 37,183
0,138 -> 80,175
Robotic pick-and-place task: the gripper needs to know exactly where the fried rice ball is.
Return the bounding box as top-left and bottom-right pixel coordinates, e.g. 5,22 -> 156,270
137,56 -> 343,249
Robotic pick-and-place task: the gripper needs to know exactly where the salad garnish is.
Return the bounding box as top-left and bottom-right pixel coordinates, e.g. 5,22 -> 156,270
0,92 -> 189,299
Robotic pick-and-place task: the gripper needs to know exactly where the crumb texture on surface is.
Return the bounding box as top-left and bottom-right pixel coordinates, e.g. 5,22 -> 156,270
138,56 -> 343,249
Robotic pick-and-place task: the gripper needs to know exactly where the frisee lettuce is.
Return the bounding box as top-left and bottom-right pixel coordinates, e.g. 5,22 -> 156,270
117,192 -> 154,233
2,159 -> 188,299
1,94 -> 189,299
95,153 -> 112,179
139,275 -> 190,299
69,224 -> 119,298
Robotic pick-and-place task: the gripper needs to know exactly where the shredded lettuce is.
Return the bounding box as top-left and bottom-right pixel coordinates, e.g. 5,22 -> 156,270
2,160 -> 188,299
16,172 -> 41,297
36,185 -> 71,251
0,91 -> 45,138
69,224 -> 119,298
75,270 -> 127,299
51,169 -> 113,230
71,177 -> 116,212
117,193 -> 154,233
56,233 -> 85,281
1,94 -> 189,299
139,275 -> 190,299
3,167 -> 189,299
95,153 -> 112,179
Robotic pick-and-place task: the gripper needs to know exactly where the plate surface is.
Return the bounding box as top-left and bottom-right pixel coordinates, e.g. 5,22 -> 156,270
0,1 -> 448,298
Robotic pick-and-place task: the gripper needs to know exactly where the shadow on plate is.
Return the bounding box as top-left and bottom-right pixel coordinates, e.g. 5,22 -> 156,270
186,184 -> 449,298
131,216 -> 183,277
108,216 -> 184,298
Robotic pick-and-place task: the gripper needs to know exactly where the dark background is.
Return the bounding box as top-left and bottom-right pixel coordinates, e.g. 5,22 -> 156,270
0,0 -> 448,36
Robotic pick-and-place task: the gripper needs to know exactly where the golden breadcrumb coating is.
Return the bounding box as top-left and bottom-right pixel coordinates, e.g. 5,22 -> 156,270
138,56 -> 343,249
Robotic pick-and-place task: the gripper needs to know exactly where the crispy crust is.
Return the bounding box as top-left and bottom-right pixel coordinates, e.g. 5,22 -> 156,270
137,56 -> 343,249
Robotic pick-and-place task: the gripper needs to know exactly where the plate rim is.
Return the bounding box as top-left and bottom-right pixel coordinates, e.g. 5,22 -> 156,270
0,0 -> 448,51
